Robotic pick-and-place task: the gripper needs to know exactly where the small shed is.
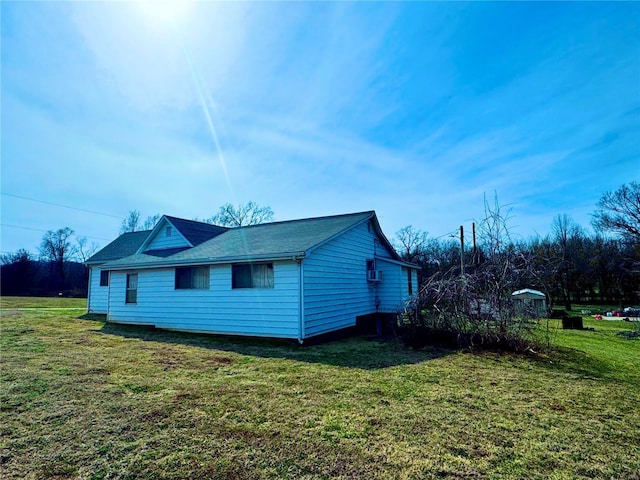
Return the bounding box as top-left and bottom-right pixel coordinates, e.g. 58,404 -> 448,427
512,288 -> 547,318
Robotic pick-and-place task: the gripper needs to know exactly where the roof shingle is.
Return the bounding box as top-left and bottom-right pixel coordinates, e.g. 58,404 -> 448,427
163,216 -> 229,247
85,230 -> 151,264
103,211 -> 381,268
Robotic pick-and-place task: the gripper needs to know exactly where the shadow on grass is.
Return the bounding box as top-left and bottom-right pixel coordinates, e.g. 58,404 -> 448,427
529,346 -> 627,384
87,317 -> 453,370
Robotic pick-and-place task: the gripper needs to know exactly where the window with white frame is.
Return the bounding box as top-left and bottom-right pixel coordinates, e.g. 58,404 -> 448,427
126,273 -> 138,304
175,266 -> 210,290
231,263 -> 274,289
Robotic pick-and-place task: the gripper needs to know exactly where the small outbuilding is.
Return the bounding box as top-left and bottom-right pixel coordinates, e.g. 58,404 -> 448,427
511,288 -> 547,318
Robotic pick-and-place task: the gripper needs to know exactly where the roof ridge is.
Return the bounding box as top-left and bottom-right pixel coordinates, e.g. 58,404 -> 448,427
163,215 -> 229,229
234,210 -> 375,230
162,211 -> 373,230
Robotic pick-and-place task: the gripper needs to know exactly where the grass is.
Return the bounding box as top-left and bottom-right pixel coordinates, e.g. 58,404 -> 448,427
1,298 -> 639,479
0,296 -> 86,309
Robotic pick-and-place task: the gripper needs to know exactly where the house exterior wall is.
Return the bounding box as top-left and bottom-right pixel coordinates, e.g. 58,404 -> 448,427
302,220 -> 397,337
376,259 -> 403,312
87,266 -> 109,314
107,260 -> 300,338
400,267 -> 419,300
376,260 -> 419,313
144,221 -> 190,251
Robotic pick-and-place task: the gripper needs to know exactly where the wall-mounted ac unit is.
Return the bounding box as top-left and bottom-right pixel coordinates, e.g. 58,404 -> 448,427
367,270 -> 383,282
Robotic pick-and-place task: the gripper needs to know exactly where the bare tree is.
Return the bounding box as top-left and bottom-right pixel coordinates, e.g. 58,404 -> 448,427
592,182 -> 640,241
551,214 -> 583,311
478,192 -> 513,260
398,194 -> 545,351
120,210 -> 142,234
120,210 -> 162,233
0,249 -> 39,296
75,237 -> 100,263
1,249 -> 33,265
524,235 -> 561,312
40,227 -> 76,285
207,202 -> 274,227
394,226 -> 429,263
142,214 -> 162,230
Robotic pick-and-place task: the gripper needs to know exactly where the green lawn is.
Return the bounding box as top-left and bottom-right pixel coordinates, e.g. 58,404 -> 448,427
0,296 -> 87,309
1,298 -> 638,479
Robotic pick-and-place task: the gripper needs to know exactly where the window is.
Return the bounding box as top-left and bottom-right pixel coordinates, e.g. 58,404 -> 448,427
126,273 -> 138,304
100,270 -> 109,287
232,263 -> 274,289
408,269 -> 413,295
166,226 -> 172,237
175,266 -> 210,290
366,259 -> 375,271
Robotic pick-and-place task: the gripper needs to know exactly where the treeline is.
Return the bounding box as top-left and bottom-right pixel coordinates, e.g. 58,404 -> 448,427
1,250 -> 89,297
1,227 -> 97,297
395,183 -> 640,309
398,226 -> 637,308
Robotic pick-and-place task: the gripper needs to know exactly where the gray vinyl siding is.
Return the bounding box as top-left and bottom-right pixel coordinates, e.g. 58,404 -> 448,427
302,221 -> 395,337
87,267 -> 109,314
107,261 -> 300,338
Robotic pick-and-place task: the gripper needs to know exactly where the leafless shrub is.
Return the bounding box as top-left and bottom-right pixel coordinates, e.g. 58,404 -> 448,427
397,194 -> 544,351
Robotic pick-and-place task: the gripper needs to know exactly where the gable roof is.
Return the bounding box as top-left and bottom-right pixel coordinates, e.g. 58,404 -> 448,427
163,216 -> 229,246
171,211 -> 376,261
102,211 -> 401,269
85,230 -> 151,265
135,215 -> 229,254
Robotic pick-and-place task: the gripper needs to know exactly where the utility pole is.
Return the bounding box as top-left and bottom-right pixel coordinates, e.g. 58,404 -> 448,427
472,222 -> 477,265
460,225 -> 465,276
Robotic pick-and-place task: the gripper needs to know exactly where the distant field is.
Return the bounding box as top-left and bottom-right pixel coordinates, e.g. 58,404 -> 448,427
1,299 -> 638,479
0,296 -> 86,309
566,303 -> 635,316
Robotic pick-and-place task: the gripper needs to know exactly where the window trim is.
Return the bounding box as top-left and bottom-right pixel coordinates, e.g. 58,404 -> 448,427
99,270 -> 109,287
175,266 -> 210,290
366,258 -> 376,271
126,273 -> 138,304
231,262 -> 274,289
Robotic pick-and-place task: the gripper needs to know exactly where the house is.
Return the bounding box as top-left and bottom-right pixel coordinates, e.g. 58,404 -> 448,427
511,288 -> 547,318
85,211 -> 419,342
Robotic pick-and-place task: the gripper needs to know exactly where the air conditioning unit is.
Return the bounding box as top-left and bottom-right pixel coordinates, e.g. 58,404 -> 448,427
367,270 -> 383,282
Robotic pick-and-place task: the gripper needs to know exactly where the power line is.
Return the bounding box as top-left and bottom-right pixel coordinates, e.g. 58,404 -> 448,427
1,192 -> 122,219
433,229 -> 459,240
1,223 -> 111,241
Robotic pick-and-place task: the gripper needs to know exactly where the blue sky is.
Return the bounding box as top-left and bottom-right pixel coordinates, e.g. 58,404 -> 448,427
2,1 -> 639,256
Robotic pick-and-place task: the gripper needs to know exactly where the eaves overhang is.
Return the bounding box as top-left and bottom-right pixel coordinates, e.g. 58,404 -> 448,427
375,256 -> 420,269
102,252 -> 307,271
